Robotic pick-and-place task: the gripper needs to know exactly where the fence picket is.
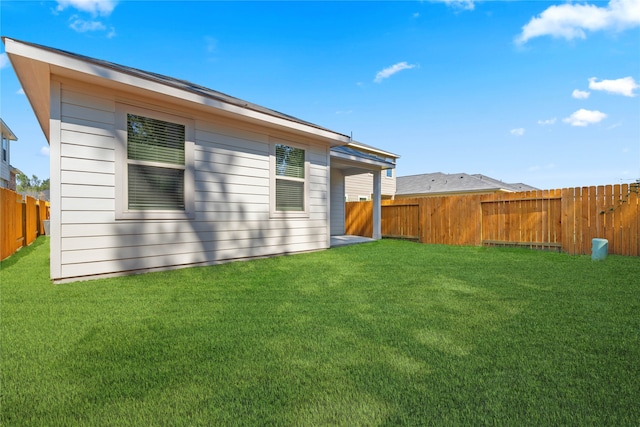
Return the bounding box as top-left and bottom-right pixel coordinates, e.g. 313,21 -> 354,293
1,187 -> 50,260
345,184 -> 639,256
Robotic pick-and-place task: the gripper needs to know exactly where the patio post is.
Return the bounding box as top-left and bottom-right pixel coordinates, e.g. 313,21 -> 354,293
372,169 -> 381,240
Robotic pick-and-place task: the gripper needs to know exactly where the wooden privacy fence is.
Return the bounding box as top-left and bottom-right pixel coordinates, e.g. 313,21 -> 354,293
345,184 -> 639,256
1,187 -> 50,261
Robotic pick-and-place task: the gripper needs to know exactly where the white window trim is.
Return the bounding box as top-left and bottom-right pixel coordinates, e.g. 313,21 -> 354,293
115,103 -> 195,220
269,138 -> 310,219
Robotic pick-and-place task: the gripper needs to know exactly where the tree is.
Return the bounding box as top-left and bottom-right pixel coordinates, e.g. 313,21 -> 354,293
16,173 -> 49,198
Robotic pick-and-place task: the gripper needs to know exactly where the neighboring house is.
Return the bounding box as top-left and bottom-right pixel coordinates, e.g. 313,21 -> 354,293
1,118 -> 18,190
344,142 -> 397,201
396,172 -> 537,198
9,166 -> 22,192
4,37 -> 395,283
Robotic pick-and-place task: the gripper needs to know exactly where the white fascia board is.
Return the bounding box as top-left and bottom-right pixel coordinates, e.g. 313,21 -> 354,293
3,38 -> 350,145
330,150 -> 394,170
4,40 -> 51,139
346,141 -> 400,159
0,118 -> 18,141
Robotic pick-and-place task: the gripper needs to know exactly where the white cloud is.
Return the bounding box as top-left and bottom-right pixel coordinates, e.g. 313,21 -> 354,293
538,118 -> 557,126
434,0 -> 476,11
607,121 -> 623,129
588,76 -> 639,97
563,109 -> 607,126
39,146 -> 50,157
516,0 -> 640,45
374,62 -> 416,83
17,88 -> 25,95
0,53 -> 8,69
572,89 -> 591,99
510,128 -> 526,136
69,18 -> 106,32
205,36 -> 218,54
56,0 -> 117,16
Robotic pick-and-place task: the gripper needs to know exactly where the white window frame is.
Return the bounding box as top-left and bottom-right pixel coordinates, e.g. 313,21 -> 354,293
269,138 -> 309,218
385,168 -> 393,178
1,136 -> 7,163
115,103 -> 195,220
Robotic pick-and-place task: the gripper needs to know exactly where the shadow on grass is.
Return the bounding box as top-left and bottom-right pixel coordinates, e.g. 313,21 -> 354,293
0,236 -> 48,270
3,239 -> 639,425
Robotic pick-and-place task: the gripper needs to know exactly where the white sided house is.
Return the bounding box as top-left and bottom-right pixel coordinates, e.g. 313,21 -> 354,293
1,118 -> 18,190
4,38 -> 396,283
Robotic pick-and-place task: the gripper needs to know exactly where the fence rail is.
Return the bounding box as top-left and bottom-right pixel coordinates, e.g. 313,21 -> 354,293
1,187 -> 50,261
345,184 -> 639,256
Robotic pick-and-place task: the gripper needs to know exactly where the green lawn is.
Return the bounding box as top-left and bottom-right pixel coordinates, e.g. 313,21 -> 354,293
1,237 -> 639,426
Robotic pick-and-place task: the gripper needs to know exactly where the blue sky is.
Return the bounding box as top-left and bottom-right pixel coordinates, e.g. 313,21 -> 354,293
1,0 -> 639,189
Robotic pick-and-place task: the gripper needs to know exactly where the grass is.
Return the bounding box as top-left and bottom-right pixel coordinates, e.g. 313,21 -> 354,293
1,237 -> 639,426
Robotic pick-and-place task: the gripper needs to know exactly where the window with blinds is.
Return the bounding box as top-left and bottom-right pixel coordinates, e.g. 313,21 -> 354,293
275,144 -> 305,212
127,114 -> 186,210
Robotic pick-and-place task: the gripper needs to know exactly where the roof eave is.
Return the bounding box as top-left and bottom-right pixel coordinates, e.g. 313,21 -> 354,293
347,140 -> 400,159
0,117 -> 18,141
2,37 -> 352,146
3,38 -> 51,140
330,149 -> 395,170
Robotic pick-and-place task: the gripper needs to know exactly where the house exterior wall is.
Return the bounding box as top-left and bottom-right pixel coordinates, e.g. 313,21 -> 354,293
330,169 -> 345,235
344,169 -> 395,202
1,133 -> 10,189
53,79 -> 329,282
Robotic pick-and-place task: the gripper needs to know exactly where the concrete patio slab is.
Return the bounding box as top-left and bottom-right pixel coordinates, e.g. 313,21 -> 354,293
330,235 -> 375,248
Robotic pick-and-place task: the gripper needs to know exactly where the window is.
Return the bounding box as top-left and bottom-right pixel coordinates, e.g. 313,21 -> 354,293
271,141 -> 308,217
386,168 -> 393,178
116,104 -> 194,219
127,114 -> 185,210
2,136 -> 7,162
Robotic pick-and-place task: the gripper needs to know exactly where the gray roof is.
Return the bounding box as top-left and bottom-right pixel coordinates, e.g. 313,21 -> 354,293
8,38 -> 346,139
396,172 -> 538,196
1,118 -> 17,141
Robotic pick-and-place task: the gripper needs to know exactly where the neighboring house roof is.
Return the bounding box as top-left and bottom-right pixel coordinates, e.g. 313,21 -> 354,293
2,37 -> 355,147
396,172 -> 538,196
1,118 -> 18,141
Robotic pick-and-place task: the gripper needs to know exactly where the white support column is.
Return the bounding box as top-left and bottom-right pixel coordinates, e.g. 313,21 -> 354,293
372,169 -> 382,240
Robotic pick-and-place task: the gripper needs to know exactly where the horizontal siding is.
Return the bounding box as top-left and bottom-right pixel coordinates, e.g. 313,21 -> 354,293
61,240 -> 326,279
62,233 -> 326,264
61,198 -> 114,211
345,172 -> 395,201
61,157 -> 115,175
56,82 -> 330,281
61,184 -> 114,199
61,170 -> 114,187
61,219 -> 327,237
345,173 -> 372,201
61,225 -> 327,251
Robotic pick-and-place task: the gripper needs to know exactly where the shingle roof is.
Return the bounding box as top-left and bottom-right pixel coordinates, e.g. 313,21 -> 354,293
8,38 -> 346,139
396,172 -> 538,195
